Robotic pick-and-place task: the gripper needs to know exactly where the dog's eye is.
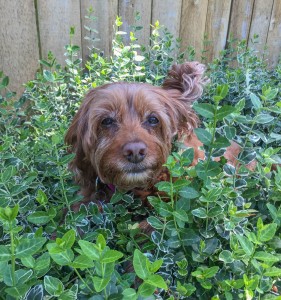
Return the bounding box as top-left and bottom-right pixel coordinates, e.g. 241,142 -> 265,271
147,116 -> 159,126
101,117 -> 115,127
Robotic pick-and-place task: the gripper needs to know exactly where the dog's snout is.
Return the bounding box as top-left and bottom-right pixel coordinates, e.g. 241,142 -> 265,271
123,142 -> 147,163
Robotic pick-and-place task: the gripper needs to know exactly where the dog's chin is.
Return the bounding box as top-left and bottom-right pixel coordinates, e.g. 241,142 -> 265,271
100,167 -> 159,191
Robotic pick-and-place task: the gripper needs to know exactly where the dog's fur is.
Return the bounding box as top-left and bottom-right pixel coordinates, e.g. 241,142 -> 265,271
65,62 -> 243,201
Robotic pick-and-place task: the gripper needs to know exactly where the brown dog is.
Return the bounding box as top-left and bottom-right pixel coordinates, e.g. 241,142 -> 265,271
65,62 -> 245,202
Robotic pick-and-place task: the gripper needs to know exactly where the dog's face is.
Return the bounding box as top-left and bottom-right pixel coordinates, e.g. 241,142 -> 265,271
65,62 -> 206,195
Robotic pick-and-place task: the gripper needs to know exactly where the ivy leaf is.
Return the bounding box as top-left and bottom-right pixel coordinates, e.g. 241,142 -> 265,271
133,249 -> 150,280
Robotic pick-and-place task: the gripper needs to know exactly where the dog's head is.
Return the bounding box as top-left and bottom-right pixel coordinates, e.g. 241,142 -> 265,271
65,62 -> 207,195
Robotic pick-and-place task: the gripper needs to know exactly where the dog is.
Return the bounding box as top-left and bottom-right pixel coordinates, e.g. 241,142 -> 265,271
65,62 -> 248,204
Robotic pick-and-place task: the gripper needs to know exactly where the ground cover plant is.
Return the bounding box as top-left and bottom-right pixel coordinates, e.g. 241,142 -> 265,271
0,13 -> 281,299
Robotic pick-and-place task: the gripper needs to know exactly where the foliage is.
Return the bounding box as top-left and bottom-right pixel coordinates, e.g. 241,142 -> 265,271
0,13 -> 281,300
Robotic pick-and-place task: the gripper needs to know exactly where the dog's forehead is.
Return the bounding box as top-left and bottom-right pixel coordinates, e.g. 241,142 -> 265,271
93,83 -> 168,113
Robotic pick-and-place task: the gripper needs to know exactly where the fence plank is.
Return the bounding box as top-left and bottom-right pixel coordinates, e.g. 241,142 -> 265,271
180,0 -> 209,61
227,0 -> 254,42
266,0 -> 281,68
0,0 -> 39,95
119,0 -> 152,46
151,0 -> 182,39
81,0 -> 118,61
37,0 -> 81,65
204,0 -> 232,63
248,0 -> 274,55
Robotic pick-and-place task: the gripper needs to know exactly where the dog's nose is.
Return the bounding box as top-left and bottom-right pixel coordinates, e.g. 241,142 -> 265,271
123,142 -> 147,163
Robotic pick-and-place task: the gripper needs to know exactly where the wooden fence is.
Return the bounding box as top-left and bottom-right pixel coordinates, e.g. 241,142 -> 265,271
0,0 -> 280,95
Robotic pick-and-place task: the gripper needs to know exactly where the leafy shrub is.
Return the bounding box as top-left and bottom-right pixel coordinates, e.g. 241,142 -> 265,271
0,14 -> 281,300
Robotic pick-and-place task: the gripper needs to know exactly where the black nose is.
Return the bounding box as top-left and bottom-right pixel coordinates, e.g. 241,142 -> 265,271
123,142 -> 147,163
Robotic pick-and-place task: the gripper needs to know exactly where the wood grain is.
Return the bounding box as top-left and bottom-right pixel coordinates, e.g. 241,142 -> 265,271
180,0 -> 209,61
37,0 -> 82,65
0,0 -> 39,95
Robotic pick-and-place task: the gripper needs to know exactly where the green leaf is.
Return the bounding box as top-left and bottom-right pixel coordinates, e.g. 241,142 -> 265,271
193,103 -> 215,119
258,223 -> 277,242
101,250 -> 123,263
138,282 -> 156,297
147,216 -> 164,230
47,244 -> 74,265
70,255 -> 95,269
254,114 -> 274,124
155,181 -> 172,194
16,237 -> 46,258
44,276 -> 64,296
43,70 -> 54,82
224,126 -> 236,140
179,186 -> 199,199
96,234 -> 106,250
250,93 -> 262,110
78,240 -> 100,260
203,266 -> 219,278
0,245 -> 10,262
122,288 -> 137,300
145,274 -> 167,290
194,128 -> 212,145
254,251 -> 281,263
192,207 -> 207,218
219,250 -> 234,263
236,235 -> 254,256
1,76 -> 9,87
181,229 -> 200,246
133,249 -> 150,280
5,285 -> 29,298
36,189 -> 48,205
93,276 -> 110,292
149,259 -> 163,273
27,211 -> 51,225
264,267 -> 281,277
61,229 -> 76,249
1,165 -> 16,182
216,106 -> 235,120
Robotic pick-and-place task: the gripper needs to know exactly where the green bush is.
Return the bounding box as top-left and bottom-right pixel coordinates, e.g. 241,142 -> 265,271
0,14 -> 281,300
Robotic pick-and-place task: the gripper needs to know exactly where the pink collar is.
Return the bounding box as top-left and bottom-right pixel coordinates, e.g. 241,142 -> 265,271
107,184 -> 116,192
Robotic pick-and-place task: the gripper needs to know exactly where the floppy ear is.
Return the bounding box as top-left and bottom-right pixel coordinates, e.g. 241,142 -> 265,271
162,62 -> 208,137
65,90 -> 97,197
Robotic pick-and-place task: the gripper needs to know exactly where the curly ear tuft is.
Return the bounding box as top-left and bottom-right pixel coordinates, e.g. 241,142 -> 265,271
162,62 -> 209,103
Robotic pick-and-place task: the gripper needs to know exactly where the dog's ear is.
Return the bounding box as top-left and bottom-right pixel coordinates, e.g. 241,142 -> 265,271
162,62 -> 208,137
65,90 -> 97,197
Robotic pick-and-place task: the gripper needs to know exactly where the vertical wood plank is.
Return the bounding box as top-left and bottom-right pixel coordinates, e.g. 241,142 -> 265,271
227,0 -> 254,42
37,0 -> 82,65
204,0 -> 232,63
266,0 -> 281,68
81,0 -> 118,61
248,0 -> 274,54
180,0 -> 209,61
0,0 -> 39,95
118,0 -> 152,45
151,0 -> 182,39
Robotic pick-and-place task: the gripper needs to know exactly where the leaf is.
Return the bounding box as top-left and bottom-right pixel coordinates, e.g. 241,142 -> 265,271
138,282 -> 156,297
194,128 -> 212,145
5,285 -> 29,298
101,250 -> 123,263
145,274 -> 167,290
181,229 -> 200,246
78,240 -> 99,260
264,267 -> 281,277
27,211 -> 51,225
224,126 -> 236,140
250,93 -> 262,109
254,251 -> 281,263
133,249 -> 150,280
219,250 -> 234,263
47,244 -> 74,265
1,76 -> 9,87
193,103 -> 215,118
149,259 -> 163,273
44,276 -> 64,296
70,255 -> 95,269
16,237 -> 46,258
155,181 -> 172,194
1,165 -> 16,182
61,229 -> 76,249
203,266 -> 219,278
254,114 -> 274,124
192,207 -> 207,218
0,245 -> 10,262
43,70 -> 54,82
147,216 -> 164,230
258,223 -> 277,242
179,186 -> 199,199
216,106 -> 236,120
236,235 -> 254,256
122,288 -> 137,300
93,276 -> 110,293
